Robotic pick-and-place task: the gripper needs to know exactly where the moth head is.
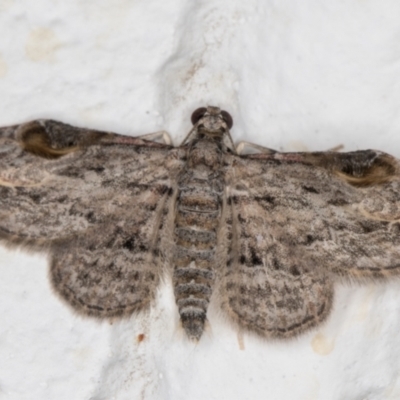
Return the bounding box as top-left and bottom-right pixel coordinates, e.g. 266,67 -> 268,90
191,106 -> 233,134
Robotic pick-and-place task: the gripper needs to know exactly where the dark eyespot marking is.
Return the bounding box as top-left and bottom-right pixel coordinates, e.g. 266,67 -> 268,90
302,186 -> 318,194
221,110 -> 233,129
290,265 -> 301,276
191,108 -> 207,125
19,122 -> 79,159
334,153 -> 397,187
123,237 -> 135,251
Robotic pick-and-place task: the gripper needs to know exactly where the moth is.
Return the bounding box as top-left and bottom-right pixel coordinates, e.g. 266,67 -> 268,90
1,106 -> 400,340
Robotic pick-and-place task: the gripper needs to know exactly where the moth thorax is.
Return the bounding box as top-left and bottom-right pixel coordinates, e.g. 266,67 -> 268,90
188,141 -> 222,169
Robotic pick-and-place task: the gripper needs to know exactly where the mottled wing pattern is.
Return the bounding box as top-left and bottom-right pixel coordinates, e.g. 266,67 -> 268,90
3,107 -> 400,340
218,150 -> 400,338
0,119 -> 183,316
51,227 -> 159,318
0,120 -> 181,245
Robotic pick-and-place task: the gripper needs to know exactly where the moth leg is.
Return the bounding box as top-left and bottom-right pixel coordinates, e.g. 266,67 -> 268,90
235,141 -> 278,155
137,130 -> 172,145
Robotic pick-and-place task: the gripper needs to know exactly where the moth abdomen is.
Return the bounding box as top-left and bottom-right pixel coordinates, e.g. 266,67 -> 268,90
173,227 -> 217,339
173,259 -> 215,340
173,138 -> 224,339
